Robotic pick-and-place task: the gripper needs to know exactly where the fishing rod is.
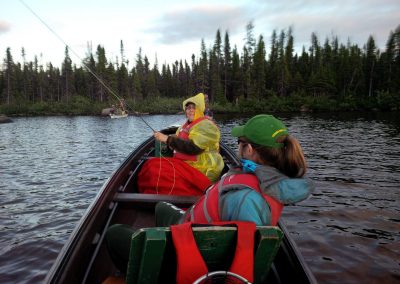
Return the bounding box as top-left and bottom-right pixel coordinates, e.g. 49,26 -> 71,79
19,0 -> 156,132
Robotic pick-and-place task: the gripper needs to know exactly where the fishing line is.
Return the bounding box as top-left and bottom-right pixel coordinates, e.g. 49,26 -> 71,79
19,0 -> 156,132
155,142 -> 176,195
21,0 -> 193,195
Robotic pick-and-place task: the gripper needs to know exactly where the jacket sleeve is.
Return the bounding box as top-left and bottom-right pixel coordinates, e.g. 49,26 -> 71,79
264,178 -> 314,205
167,135 -> 204,155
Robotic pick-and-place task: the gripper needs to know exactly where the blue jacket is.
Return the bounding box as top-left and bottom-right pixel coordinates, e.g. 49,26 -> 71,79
219,166 -> 314,225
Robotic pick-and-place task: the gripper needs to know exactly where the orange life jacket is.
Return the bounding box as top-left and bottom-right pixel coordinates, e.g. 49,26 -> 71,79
185,173 -> 284,226
171,221 -> 256,284
173,117 -> 208,161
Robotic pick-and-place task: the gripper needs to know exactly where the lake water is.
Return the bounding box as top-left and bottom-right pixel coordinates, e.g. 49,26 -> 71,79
0,113 -> 399,283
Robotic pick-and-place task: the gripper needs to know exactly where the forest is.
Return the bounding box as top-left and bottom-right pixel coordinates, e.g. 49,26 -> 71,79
1,23 -> 400,115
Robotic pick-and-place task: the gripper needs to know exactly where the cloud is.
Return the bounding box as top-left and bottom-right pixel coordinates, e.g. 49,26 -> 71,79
148,5 -> 251,44
249,0 -> 400,50
0,21 -> 11,34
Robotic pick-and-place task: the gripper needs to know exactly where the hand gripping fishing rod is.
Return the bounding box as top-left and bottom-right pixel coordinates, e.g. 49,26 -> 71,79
19,0 -> 156,132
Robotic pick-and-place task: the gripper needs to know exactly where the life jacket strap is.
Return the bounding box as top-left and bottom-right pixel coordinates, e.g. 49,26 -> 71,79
171,221 -> 256,284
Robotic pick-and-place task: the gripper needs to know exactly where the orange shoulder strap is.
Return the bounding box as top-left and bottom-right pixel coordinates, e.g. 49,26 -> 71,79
171,222 -> 208,284
213,221 -> 256,282
171,221 -> 256,284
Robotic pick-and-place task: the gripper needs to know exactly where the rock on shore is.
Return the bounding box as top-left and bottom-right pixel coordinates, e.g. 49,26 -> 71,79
101,108 -> 114,116
0,115 -> 12,123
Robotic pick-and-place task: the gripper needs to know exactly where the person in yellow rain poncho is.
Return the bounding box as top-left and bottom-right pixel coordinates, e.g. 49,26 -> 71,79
138,93 -> 224,196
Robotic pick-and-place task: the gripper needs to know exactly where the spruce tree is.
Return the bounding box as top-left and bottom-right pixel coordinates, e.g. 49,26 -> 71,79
223,31 -> 232,102
3,48 -> 15,104
253,35 -> 266,99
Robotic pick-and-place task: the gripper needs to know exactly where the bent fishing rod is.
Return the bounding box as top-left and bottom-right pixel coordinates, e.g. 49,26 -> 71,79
19,0 -> 156,132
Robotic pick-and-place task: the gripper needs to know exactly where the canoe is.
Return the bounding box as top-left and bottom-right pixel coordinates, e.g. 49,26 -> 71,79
45,126 -> 317,284
110,112 -> 128,119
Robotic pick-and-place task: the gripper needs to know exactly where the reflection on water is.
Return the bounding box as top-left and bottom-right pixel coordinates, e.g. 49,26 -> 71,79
0,113 -> 399,283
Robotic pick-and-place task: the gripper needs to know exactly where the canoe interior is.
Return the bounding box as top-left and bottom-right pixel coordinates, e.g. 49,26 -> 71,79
45,126 -> 316,284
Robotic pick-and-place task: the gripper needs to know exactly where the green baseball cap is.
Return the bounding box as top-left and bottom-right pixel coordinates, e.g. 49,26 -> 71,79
231,114 -> 288,148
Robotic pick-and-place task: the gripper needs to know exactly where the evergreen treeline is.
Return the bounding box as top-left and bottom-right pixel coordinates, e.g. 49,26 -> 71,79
1,23 -> 400,115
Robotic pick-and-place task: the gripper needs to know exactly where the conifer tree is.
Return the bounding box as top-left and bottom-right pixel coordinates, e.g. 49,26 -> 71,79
252,35 -> 266,99
95,45 -> 108,102
135,48 -> 145,100
61,47 -> 74,103
243,21 -> 256,99
211,30 -> 225,104
21,47 -> 29,101
185,60 -> 194,96
46,63 -> 58,102
131,68 -> 142,102
82,42 -> 97,101
223,31 -> 232,101
245,21 -> 256,57
242,46 -> 251,99
3,48 -> 15,104
277,29 -> 290,96
285,27 -> 295,94
382,26 -> 400,94
178,60 -> 187,97
196,39 -> 209,93
152,55 -> 161,96
231,46 -> 242,103
142,56 -> 151,98
117,40 -> 130,98
267,30 -> 278,92
364,36 -> 378,97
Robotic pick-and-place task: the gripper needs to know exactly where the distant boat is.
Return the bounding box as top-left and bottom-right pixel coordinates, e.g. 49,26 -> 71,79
109,111 -> 128,119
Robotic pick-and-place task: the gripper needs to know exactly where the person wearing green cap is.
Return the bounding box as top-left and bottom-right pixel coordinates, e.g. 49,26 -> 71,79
160,113 -> 314,225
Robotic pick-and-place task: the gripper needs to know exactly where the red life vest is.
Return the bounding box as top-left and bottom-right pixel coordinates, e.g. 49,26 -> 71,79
173,117 -> 208,161
171,221 -> 256,284
186,173 -> 284,226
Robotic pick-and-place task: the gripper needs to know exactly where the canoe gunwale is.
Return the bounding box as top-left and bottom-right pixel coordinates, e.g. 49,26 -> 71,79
45,135 -> 156,283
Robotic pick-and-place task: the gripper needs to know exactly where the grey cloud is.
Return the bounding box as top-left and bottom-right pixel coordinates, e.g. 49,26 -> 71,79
252,0 -> 400,50
0,21 -> 11,34
147,0 -> 399,51
148,5 -> 251,44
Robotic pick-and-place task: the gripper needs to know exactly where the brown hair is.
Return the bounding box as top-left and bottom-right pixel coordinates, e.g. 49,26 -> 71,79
250,135 -> 307,178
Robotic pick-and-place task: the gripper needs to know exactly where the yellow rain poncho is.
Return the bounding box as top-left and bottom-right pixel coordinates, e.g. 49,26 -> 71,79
177,93 -> 224,182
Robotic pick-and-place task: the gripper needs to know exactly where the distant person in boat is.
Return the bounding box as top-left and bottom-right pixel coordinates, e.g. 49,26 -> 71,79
137,92 -> 224,196
119,99 -> 127,115
203,93 -> 213,118
105,114 -> 314,273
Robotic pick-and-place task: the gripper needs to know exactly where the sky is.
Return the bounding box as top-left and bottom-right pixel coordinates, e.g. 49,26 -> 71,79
0,0 -> 399,69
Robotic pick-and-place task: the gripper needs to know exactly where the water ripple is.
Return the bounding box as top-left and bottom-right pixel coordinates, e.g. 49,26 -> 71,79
1,113 -> 400,283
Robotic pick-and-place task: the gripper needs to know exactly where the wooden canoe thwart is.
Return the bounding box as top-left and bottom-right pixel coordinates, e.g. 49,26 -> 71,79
45,126 -> 317,284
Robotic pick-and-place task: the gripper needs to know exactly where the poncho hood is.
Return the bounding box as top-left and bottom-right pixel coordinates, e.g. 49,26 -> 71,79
182,93 -> 205,120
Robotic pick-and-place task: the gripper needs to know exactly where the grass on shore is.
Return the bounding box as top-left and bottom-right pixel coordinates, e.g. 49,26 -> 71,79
1,92 -> 399,116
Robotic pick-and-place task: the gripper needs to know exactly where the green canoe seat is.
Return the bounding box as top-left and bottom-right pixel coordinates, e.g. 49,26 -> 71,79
126,225 -> 283,284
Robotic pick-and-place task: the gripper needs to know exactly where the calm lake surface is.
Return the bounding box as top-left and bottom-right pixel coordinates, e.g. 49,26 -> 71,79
1,113 -> 399,283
